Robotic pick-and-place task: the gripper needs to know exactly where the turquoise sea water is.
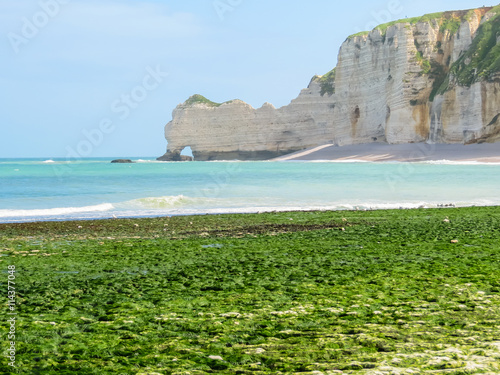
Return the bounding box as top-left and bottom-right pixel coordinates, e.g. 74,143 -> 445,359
0,158 -> 499,223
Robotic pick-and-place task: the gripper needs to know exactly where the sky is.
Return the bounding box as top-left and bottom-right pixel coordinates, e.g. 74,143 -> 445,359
0,0 -> 495,158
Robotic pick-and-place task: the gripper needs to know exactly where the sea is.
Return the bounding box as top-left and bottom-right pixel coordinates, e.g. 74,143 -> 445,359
0,157 -> 499,223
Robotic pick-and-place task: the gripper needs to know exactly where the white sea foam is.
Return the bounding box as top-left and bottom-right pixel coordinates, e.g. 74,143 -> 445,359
121,195 -> 215,209
309,159 -> 370,163
0,203 -> 114,218
43,160 -> 55,163
2,198 -> 499,223
422,159 -> 500,165
114,199 -> 500,217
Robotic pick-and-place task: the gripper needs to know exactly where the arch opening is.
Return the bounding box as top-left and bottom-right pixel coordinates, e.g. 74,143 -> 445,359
180,146 -> 194,161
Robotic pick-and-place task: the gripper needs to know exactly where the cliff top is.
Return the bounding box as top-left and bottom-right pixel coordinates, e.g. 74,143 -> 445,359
183,94 -> 226,107
311,68 -> 336,96
181,5 -> 500,108
181,94 -> 255,109
349,6 -> 495,39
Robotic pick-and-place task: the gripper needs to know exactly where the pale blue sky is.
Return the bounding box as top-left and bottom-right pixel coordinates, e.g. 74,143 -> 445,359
0,0 -> 494,158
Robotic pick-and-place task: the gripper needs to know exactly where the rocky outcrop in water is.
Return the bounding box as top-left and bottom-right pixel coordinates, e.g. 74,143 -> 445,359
158,6 -> 500,161
111,159 -> 134,163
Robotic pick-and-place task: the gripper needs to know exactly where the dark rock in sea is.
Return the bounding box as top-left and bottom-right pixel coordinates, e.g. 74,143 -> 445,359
156,153 -> 193,162
111,159 -> 134,163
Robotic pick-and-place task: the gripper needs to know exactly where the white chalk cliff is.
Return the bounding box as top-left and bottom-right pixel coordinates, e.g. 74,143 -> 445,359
158,6 -> 500,161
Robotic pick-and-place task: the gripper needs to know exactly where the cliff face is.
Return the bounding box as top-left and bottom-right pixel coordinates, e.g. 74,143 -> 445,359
158,6 -> 500,161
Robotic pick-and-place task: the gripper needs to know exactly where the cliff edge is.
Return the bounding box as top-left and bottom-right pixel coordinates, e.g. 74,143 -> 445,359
158,5 -> 500,161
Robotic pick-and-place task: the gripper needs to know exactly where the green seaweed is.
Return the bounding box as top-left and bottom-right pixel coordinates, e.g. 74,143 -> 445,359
1,207 -> 500,374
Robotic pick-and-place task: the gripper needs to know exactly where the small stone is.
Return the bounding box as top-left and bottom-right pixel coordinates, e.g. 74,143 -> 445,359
209,355 -> 223,361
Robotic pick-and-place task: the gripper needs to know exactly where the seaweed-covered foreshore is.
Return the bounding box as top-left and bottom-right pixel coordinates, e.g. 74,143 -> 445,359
1,207 -> 500,374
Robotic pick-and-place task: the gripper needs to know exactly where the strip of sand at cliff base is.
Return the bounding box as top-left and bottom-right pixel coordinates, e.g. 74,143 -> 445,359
273,142 -> 500,163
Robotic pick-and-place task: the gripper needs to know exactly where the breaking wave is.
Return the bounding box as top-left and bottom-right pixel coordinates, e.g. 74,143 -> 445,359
121,195 -> 214,209
422,160 -> 500,165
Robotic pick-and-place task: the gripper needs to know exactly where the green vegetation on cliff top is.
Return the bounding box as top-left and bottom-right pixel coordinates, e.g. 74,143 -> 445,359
348,12 -> 444,39
184,94 -> 237,107
184,94 -> 223,107
378,12 -> 444,36
348,7 -> 493,39
1,207 -> 500,374
312,67 -> 336,96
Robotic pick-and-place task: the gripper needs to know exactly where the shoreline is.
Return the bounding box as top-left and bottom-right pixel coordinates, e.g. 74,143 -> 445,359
1,204 -> 499,225
273,143 -> 500,162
